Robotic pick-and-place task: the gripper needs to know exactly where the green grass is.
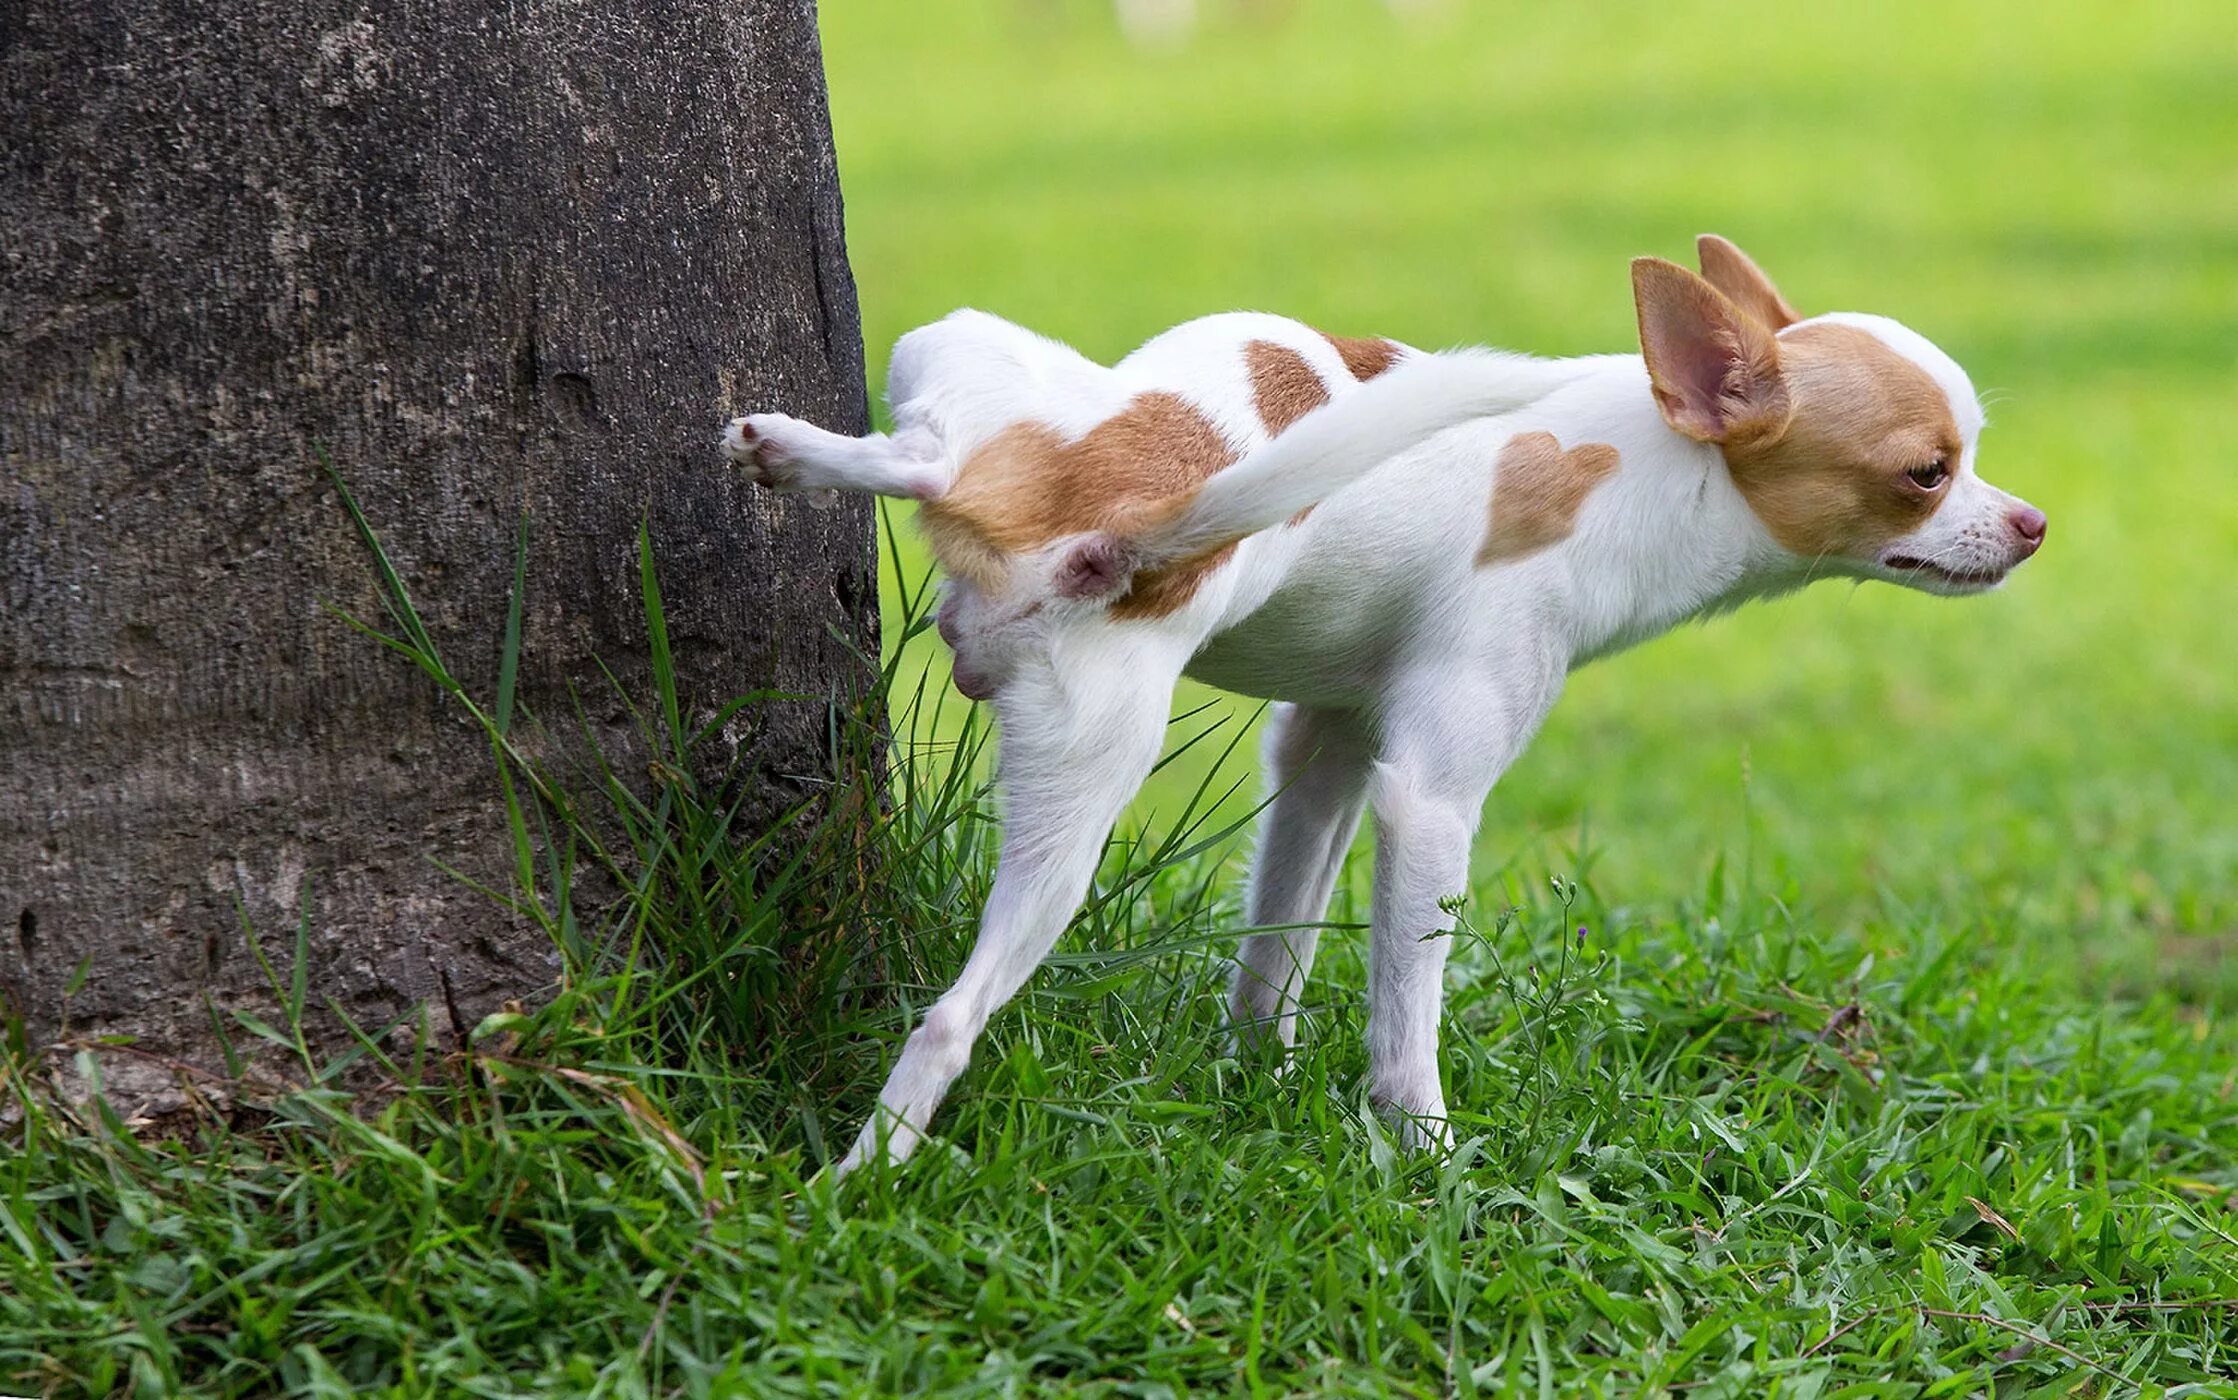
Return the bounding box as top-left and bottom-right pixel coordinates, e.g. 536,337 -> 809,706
8,0 -> 2238,1394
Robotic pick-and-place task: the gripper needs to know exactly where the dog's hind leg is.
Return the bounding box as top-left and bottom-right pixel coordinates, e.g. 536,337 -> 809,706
835,632 -> 1187,1177
724,311 -> 1118,501
722,414 -> 952,500
1228,704 -> 1373,1054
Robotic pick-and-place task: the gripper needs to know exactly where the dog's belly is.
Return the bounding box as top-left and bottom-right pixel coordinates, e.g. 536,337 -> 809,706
1184,436 -> 1496,705
1181,570 -> 1417,706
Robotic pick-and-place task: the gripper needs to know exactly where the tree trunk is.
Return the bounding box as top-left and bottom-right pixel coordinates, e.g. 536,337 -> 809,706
0,0 -> 875,1098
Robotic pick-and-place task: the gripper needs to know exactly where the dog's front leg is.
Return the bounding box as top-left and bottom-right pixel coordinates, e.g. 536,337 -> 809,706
1363,759 -> 1478,1149
1364,669 -> 1552,1149
835,640 -> 1184,1178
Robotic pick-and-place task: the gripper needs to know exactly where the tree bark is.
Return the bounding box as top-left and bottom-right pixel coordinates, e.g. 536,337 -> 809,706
0,0 -> 875,1095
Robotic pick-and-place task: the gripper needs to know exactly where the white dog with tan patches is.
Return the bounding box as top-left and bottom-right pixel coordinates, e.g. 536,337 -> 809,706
723,236 -> 2046,1176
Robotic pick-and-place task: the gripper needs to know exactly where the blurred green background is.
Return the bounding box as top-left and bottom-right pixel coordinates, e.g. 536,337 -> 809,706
819,0 -> 2238,999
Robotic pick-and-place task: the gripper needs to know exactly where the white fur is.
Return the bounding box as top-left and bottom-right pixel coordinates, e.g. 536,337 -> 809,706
721,300 -> 2041,1176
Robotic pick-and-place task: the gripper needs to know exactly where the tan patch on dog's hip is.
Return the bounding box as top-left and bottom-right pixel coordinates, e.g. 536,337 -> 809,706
919,392 -> 1242,618
1475,432 -> 1621,566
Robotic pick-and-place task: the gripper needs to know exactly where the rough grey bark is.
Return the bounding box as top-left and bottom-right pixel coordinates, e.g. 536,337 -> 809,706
0,0 -> 875,1093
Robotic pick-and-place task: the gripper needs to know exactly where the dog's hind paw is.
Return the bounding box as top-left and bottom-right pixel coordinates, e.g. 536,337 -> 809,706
722,413 -> 813,489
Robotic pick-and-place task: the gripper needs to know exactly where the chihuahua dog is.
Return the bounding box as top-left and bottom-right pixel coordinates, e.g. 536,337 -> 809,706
723,237 -> 2045,1175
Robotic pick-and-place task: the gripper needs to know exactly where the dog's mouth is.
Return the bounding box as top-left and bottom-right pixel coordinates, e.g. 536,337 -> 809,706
1880,555 -> 2011,592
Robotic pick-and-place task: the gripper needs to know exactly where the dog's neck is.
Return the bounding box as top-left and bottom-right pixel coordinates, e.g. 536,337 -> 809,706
1528,356 -> 1816,666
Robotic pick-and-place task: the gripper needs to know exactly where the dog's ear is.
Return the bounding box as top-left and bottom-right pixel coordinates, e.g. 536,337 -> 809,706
1696,234 -> 1801,331
1632,257 -> 1793,447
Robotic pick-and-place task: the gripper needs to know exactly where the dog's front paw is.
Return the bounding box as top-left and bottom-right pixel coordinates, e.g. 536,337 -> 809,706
1386,1107 -> 1454,1153
1370,1080 -> 1453,1152
722,413 -> 812,489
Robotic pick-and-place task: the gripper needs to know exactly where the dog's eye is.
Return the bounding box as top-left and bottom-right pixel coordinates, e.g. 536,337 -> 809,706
1905,458 -> 1950,490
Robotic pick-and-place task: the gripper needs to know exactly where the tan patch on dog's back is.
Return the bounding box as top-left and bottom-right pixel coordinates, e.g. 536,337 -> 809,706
1319,331 -> 1401,381
1476,432 -> 1621,566
919,392 -> 1240,619
1725,323 -> 1961,558
1244,339 -> 1334,526
1244,340 -> 1331,433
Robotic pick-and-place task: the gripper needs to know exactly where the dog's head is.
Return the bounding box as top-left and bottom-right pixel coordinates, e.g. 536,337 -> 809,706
1633,236 -> 2043,594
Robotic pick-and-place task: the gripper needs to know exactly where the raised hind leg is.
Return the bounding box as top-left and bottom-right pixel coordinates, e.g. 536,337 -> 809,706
836,630 -> 1189,1176
725,309 -> 1125,499
722,414 -> 952,499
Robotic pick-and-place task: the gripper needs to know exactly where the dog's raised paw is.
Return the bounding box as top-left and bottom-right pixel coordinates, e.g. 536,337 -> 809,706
722,413 -> 810,488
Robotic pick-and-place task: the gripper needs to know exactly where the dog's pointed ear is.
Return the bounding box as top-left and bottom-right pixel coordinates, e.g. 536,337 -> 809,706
1696,235 -> 1800,331
1632,256 -> 1792,447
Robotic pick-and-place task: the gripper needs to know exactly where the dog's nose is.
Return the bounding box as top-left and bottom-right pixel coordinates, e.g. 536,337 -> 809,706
2007,505 -> 2047,556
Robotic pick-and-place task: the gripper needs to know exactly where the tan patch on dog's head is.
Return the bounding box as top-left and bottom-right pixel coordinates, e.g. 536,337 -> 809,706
1633,251 -> 1963,563
919,392 -> 1241,618
1244,339 -> 1331,434
1723,323 -> 1963,560
1319,331 -> 1401,381
1475,432 -> 1622,566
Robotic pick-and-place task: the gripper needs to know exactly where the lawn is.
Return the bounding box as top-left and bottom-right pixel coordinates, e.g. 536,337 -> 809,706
8,0 -> 2238,1394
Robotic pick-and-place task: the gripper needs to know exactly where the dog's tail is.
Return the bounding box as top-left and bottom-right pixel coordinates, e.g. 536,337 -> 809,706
1123,348 -> 1613,569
